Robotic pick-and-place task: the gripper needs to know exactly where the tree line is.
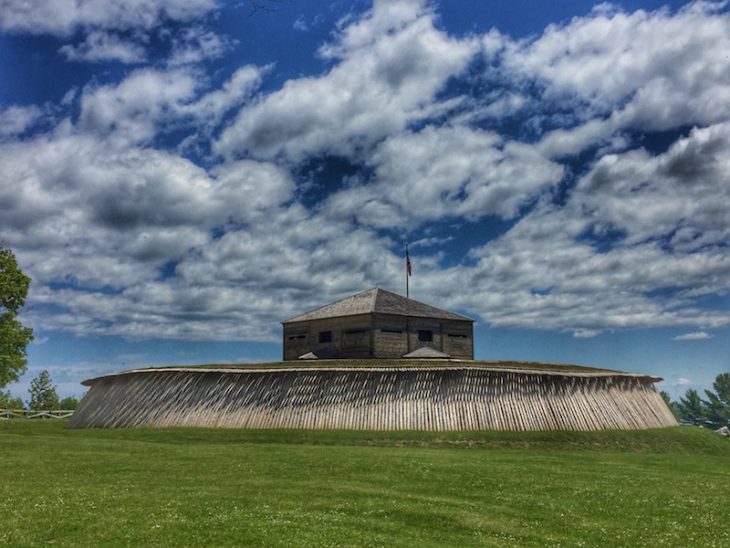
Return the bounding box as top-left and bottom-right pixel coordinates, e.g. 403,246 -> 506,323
0,369 -> 80,410
661,372 -> 730,429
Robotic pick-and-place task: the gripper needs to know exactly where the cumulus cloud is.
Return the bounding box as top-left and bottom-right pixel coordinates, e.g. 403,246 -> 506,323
167,26 -> 235,66
672,332 -> 714,341
78,68 -> 200,144
324,125 -> 563,228
487,1 -> 730,155
575,122 -> 730,253
2,0 -> 730,346
59,30 -> 147,63
215,0 -> 477,160
17,201 -> 401,341
573,329 -> 599,338
0,0 -> 218,36
1,1 -> 230,68
0,105 -> 44,139
0,132 -> 295,291
442,124 -> 730,334
77,65 -> 263,145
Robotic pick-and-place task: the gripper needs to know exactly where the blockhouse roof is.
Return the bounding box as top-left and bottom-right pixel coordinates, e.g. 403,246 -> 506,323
282,287 -> 473,324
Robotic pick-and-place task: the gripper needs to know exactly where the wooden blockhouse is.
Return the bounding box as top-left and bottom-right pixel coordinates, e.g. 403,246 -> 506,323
282,288 -> 474,361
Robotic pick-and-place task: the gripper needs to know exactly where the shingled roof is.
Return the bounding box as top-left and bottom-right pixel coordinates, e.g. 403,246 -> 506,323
282,288 -> 473,323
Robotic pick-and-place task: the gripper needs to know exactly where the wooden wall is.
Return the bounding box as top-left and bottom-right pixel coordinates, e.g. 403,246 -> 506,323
68,368 -> 676,431
284,314 -> 474,360
283,314 -> 372,360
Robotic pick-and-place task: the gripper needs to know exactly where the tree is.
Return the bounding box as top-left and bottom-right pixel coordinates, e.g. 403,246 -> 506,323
28,370 -> 59,411
703,372 -> 730,429
659,390 -> 679,419
0,247 -> 34,388
59,395 -> 80,410
677,388 -> 705,424
0,389 -> 24,409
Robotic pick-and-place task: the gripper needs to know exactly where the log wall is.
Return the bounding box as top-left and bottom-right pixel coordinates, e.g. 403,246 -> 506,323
67,368 -> 676,431
283,315 -> 474,360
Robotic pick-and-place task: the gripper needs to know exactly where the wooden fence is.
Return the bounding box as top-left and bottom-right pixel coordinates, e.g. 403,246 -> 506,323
1,409 -> 75,420
68,367 -> 676,431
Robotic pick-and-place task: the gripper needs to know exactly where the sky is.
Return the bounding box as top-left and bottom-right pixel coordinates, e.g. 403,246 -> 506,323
1,0 -> 728,401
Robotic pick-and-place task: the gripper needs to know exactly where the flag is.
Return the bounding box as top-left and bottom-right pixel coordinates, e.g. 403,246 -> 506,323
406,246 -> 412,277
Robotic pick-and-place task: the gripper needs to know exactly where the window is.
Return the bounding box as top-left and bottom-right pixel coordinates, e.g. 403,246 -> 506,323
288,335 -> 306,341
318,331 -> 332,343
381,329 -> 403,334
344,329 -> 367,335
418,330 -> 433,342
447,334 -> 467,339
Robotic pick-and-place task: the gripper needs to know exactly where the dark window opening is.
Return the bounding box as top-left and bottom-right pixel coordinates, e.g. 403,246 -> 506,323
381,329 -> 403,334
447,334 -> 467,339
319,331 -> 333,343
288,335 -> 306,341
344,329 -> 367,335
418,330 -> 433,342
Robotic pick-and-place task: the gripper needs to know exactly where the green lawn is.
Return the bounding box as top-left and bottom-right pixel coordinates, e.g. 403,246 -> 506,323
1,423 -> 729,547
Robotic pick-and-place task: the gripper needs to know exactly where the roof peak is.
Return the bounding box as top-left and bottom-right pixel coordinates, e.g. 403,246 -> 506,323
282,287 -> 473,323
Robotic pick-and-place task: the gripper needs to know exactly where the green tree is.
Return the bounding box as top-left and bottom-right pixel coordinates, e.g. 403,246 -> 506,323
28,370 -> 59,411
0,247 -> 34,388
0,389 -> 24,409
677,388 -> 705,424
703,372 -> 730,429
659,390 -> 680,419
59,395 -> 80,410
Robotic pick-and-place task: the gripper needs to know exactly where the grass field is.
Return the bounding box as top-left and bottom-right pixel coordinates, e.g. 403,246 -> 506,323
1,423 -> 729,546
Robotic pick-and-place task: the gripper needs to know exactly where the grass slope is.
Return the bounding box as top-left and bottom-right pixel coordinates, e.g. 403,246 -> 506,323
1,423 -> 729,546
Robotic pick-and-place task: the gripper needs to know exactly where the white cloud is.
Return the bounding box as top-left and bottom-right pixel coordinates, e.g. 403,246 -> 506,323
76,65 -> 264,146
481,2 -> 730,156
215,0 -> 477,160
0,0 -> 218,36
417,124 -> 730,335
509,2 -> 730,128
573,329 -> 599,338
575,122 -> 730,252
59,30 -> 147,63
167,26 -> 235,66
0,105 -> 43,139
2,0 -> 730,346
324,124 -> 563,228
185,65 -> 264,127
293,16 -> 308,32
457,190 -> 730,333
672,332 -> 714,341
15,201 -> 401,341
78,68 -> 200,145
0,131 -> 295,292
1,1 -> 227,68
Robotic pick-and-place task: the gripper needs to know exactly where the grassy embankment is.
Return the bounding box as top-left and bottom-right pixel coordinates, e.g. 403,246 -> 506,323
1,422 -> 729,546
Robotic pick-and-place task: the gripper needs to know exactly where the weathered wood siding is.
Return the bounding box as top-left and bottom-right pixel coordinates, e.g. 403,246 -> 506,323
67,368 -> 676,431
283,314 -> 372,360
371,315 -> 473,360
372,314 -> 408,358
287,313 -> 475,360
438,319 -> 473,360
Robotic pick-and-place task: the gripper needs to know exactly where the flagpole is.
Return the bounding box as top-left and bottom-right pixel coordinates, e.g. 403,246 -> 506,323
405,244 -> 410,298
405,244 -> 410,354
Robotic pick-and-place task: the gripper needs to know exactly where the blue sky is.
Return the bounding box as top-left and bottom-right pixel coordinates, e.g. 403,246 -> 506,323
1,0 -> 728,401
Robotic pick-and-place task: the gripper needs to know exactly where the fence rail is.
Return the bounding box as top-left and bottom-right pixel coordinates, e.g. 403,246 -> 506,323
0,409 -> 75,420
